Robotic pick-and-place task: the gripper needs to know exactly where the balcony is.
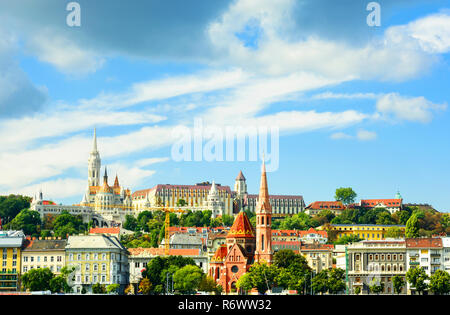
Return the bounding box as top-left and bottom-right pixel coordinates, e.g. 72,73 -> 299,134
409,261 -> 420,266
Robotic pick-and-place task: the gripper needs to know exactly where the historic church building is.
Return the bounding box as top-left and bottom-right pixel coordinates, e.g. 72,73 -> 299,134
209,160 -> 273,293
80,129 -> 132,210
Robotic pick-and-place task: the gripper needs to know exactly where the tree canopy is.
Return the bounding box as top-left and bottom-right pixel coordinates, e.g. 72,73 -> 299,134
334,187 -> 357,205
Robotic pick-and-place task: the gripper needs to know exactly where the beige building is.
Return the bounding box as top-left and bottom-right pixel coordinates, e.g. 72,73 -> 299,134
21,238 -> 67,275
347,240 -> 407,294
300,244 -> 334,273
66,234 -> 129,294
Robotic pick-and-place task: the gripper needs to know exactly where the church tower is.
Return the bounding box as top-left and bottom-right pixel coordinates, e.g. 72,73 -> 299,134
234,171 -> 247,196
254,159 -> 273,265
88,128 -> 101,187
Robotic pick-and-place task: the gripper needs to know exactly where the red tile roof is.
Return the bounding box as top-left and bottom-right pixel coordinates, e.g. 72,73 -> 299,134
211,244 -> 228,263
299,227 -> 328,238
300,244 -> 334,251
405,238 -> 443,248
89,227 -> 121,235
305,201 -> 345,210
360,199 -> 402,208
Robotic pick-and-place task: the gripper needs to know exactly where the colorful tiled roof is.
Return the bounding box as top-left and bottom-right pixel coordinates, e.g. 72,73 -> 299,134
227,211 -> 255,238
211,244 -> 228,263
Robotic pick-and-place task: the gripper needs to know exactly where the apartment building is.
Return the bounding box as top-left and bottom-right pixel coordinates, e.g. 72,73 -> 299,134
21,238 -> 67,275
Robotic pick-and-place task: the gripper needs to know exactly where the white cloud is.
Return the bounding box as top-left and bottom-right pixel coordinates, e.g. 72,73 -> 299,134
376,93 -> 447,123
79,69 -> 248,110
357,130 -> 377,141
386,12 -> 450,54
330,132 -> 353,140
207,2 -> 450,81
0,108 -> 166,151
135,157 -> 170,168
311,92 -> 379,100
26,31 -> 105,76
10,178 -> 87,201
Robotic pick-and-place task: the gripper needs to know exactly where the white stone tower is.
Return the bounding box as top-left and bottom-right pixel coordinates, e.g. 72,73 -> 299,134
88,128 -> 101,187
234,170 -> 247,197
207,181 -> 224,218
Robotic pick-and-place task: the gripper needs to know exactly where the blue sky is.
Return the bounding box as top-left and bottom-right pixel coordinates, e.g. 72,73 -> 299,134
0,0 -> 449,211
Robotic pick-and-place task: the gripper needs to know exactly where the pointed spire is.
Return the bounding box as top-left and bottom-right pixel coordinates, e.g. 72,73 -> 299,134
92,128 -> 98,153
257,158 -> 271,213
236,170 -> 246,181
114,173 -> 120,187
103,166 -> 108,185
210,180 -> 217,193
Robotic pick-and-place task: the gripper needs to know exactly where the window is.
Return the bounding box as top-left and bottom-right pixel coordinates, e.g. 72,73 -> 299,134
231,266 -> 239,273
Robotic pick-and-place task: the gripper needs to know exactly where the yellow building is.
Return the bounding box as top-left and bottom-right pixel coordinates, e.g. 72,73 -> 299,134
66,234 -> 129,294
0,231 -> 25,292
325,224 -> 406,241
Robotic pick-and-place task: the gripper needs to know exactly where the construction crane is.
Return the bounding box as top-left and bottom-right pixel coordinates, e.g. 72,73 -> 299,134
81,203 -> 186,255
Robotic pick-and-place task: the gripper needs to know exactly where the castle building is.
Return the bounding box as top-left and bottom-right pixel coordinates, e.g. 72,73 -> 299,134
132,169 -> 304,218
131,182 -> 234,215
209,160 -> 273,293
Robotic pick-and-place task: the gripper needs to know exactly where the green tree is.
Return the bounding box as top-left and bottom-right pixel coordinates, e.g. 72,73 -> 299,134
354,286 -> 361,295
177,199 -> 187,207
327,268 -> 346,294
139,278 -> 152,295
368,278 -> 384,295
385,226 -> 405,238
392,210 -> 411,225
236,273 -> 253,293
429,270 -> 450,295
406,267 -> 428,295
392,275 -> 405,295
173,265 -> 204,294
406,214 -> 420,238
21,268 -> 54,292
106,284 -> 121,294
334,187 -> 357,205
273,250 -> 312,294
311,269 -> 328,295
0,195 -> 31,224
123,215 -> 138,231
246,262 -> 279,294
333,234 -> 362,245
53,211 -> 86,238
141,255 -> 197,294
7,209 -> 41,236
92,283 -> 106,294
198,276 -> 220,294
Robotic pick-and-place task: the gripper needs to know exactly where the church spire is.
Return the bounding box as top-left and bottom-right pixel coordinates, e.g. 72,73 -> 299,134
114,173 -> 120,187
92,128 -> 98,153
103,166 -> 108,184
257,158 -> 270,212
255,156 -> 273,264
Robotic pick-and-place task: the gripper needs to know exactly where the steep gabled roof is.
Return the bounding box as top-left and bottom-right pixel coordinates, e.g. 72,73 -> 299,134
227,211 -> 255,239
